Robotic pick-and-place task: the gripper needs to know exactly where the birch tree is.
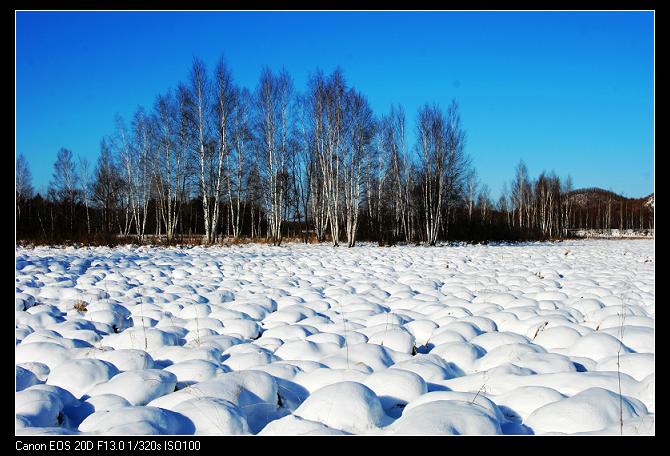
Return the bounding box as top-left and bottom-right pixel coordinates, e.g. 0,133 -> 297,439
477,183 -> 491,223
296,94 -> 315,242
256,67 -> 293,246
114,116 -> 135,236
92,139 -> 122,235
363,132 -> 386,243
190,57 -> 223,244
418,101 -> 468,244
418,104 -> 445,245
441,100 -> 469,240
304,71 -> 330,242
208,57 -> 237,243
227,87 -> 250,239
342,89 -> 374,247
151,90 -> 187,242
380,105 -> 411,241
466,170 -> 478,223
312,69 -> 346,246
50,147 -> 78,234
512,160 -> 530,229
16,154 -> 33,222
77,155 -> 92,235
562,175 -> 573,235
130,107 -> 152,241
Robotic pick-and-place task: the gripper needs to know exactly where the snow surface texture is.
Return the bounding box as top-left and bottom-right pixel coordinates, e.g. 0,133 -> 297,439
15,240 -> 655,435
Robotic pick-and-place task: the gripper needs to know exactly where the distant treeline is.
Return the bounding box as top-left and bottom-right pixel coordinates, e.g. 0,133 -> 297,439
15,57 -> 654,246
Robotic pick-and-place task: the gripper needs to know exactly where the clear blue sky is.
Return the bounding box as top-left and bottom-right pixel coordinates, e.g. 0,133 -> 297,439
16,11 -> 654,198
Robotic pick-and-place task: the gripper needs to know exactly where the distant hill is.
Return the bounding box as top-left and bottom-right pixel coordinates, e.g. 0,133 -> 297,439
563,187 -> 654,233
645,194 -> 654,208
567,187 -> 654,209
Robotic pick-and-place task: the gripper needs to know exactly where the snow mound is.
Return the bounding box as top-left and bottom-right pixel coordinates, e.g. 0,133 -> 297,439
258,414 -> 351,435
389,400 -> 502,435
16,388 -> 65,428
92,349 -> 155,371
494,386 -> 567,421
78,406 -> 188,435
524,387 -> 648,434
46,359 -> 119,399
87,369 -> 177,405
293,381 -> 390,434
16,366 -> 39,391
163,359 -> 227,388
15,342 -> 70,370
171,397 -> 250,435
363,369 -> 428,417
148,370 -> 280,433
101,328 -> 179,351
564,332 -> 633,361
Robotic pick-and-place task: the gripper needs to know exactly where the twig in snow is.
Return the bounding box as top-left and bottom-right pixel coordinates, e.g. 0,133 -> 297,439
532,321 -> 549,340
139,295 -> 148,351
471,373 -> 489,405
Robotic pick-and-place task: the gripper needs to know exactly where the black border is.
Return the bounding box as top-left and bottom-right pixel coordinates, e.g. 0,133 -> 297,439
10,434 -> 657,452
11,1 -> 656,451
9,1 -> 660,11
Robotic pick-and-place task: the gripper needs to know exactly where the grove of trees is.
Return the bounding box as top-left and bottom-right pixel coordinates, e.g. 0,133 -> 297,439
15,57 -> 654,246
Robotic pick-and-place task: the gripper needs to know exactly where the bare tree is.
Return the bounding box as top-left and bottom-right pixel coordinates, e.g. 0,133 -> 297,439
512,160 -> 530,229
226,87 -> 250,239
190,57 -> 224,244
304,71 -> 330,243
151,90 -> 187,242
363,131 -> 386,243
561,175 -> 573,235
342,89 -> 374,247
441,100 -> 469,240
113,116 -> 135,236
77,155 -> 92,235
92,139 -> 123,235
477,183 -> 491,223
418,101 -> 468,244
130,107 -> 152,241
499,182 -> 512,229
381,105 -> 411,242
50,147 -> 79,234
16,153 -> 34,222
466,169 -> 478,223
418,104 -> 445,245
296,94 -> 315,242
309,69 -> 348,246
256,67 -> 293,246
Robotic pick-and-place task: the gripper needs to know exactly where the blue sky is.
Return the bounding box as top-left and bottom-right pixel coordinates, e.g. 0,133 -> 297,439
16,11 -> 654,198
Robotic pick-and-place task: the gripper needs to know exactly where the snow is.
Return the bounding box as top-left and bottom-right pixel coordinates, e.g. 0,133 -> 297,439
15,388 -> 65,427
171,397 -> 250,435
292,381 -> 391,433
89,348 -> 155,371
78,406 -> 188,435
16,366 -> 39,391
257,414 -> 350,435
524,387 -> 648,434
363,368 -> 428,417
388,400 -> 502,435
46,359 -> 118,398
163,359 -> 227,388
87,369 -> 177,406
15,239 -> 654,435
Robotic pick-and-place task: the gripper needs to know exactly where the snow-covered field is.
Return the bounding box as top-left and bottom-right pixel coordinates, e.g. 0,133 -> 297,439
15,240 -> 654,435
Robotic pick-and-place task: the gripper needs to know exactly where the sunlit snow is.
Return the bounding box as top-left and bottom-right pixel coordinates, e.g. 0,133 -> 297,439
15,240 -> 654,435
